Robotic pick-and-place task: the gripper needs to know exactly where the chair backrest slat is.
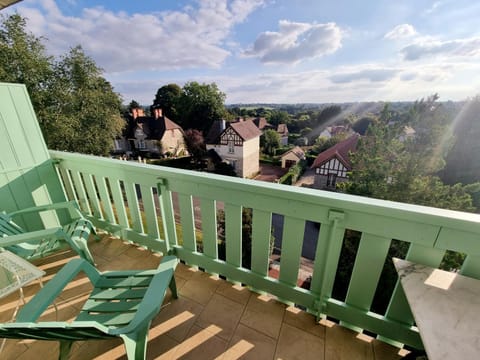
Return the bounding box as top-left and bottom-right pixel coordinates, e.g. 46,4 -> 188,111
0,214 -> 24,236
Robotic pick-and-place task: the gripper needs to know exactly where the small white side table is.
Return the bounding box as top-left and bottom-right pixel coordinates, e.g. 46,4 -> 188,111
394,258 -> 480,360
0,250 -> 45,299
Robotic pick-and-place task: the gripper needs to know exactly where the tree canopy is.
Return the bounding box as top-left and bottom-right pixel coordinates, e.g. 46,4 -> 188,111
177,81 -> 227,132
341,97 -> 476,212
47,46 -> 124,155
441,96 -> 480,185
153,83 -> 181,122
0,14 -> 52,122
261,129 -> 281,156
0,14 -> 124,156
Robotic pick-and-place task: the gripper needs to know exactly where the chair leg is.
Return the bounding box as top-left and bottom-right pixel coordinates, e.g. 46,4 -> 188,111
58,340 -> 73,360
169,276 -> 178,299
122,327 -> 149,360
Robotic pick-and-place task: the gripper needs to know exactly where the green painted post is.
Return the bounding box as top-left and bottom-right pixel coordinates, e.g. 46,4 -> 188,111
251,209 -> 272,276
140,185 -> 160,240
279,216 -> 305,286
83,173 -> 103,219
96,176 -> 116,225
461,255 -> 480,278
199,197 -> 218,259
157,180 -> 177,253
178,193 -> 196,252
225,203 -> 242,268
342,233 -> 391,332
317,210 -> 345,318
124,182 -> 143,234
109,179 -> 130,229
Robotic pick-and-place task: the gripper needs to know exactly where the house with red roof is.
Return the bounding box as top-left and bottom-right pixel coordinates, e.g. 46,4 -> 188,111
206,119 -> 262,178
117,106 -> 186,157
311,134 -> 359,189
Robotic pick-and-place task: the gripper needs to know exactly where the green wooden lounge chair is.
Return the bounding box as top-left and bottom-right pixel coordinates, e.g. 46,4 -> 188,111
0,255 -> 178,360
0,201 -> 95,264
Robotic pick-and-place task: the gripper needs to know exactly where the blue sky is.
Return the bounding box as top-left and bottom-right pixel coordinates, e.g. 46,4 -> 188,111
6,0 -> 480,104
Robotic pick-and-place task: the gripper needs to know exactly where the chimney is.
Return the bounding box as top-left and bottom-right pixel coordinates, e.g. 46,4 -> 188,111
221,119 -> 226,131
132,108 -> 138,119
154,108 -> 163,119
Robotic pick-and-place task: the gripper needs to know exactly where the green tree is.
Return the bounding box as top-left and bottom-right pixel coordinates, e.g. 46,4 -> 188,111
0,14 -> 53,123
352,115 -> 376,135
267,110 -> 289,126
0,15 -> 124,156
46,46 -> 124,155
128,100 -> 140,111
153,83 -> 181,122
177,82 -> 226,132
262,129 -> 281,156
312,133 -> 348,155
441,96 -> 480,185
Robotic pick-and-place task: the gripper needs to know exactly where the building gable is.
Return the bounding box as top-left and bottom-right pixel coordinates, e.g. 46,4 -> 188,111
220,127 -> 243,146
315,155 -> 349,178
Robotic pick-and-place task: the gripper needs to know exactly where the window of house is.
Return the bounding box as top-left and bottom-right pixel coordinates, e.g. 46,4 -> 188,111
138,140 -> 146,149
326,173 -> 337,187
228,140 -> 234,153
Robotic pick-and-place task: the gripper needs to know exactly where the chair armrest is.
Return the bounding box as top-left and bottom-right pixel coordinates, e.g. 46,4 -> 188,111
108,256 -> 178,336
8,201 -> 84,221
0,228 -> 63,246
16,259 -> 100,322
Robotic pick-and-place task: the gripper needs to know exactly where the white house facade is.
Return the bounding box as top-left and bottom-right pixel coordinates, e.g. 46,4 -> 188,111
206,120 -> 261,178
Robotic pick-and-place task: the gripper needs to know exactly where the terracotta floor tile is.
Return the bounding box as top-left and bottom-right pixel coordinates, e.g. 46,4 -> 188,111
372,340 -> 405,360
283,306 -> 326,338
275,322 -> 326,360
69,338 -> 124,360
240,294 -> 286,339
225,323 -> 277,360
0,339 -> 28,360
215,281 -> 252,305
15,340 -> 59,360
325,324 -> 374,360
179,271 -> 221,306
163,324 -> 228,360
151,296 -> 204,342
175,262 -> 199,281
196,293 -> 245,341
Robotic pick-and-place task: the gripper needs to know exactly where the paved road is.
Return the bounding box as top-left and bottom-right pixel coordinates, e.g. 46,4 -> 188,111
294,168 -> 316,188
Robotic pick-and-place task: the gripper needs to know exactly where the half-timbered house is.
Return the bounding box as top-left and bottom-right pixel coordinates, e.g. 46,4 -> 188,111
205,119 -> 262,178
311,134 -> 359,189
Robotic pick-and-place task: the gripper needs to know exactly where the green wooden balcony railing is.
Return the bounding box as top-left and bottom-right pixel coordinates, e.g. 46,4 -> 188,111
50,150 -> 480,350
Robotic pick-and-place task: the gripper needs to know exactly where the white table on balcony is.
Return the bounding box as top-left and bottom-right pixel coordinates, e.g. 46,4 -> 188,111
0,250 -> 45,299
393,258 -> 480,360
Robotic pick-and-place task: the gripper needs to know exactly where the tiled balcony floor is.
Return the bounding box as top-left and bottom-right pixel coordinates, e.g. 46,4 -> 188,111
0,235 -> 409,359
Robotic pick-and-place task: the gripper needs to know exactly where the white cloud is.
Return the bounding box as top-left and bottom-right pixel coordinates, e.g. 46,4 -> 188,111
16,0 -> 265,72
424,1 -> 443,14
401,37 -> 480,60
111,62 -> 475,104
244,20 -> 342,64
329,68 -> 399,84
384,24 -> 417,40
